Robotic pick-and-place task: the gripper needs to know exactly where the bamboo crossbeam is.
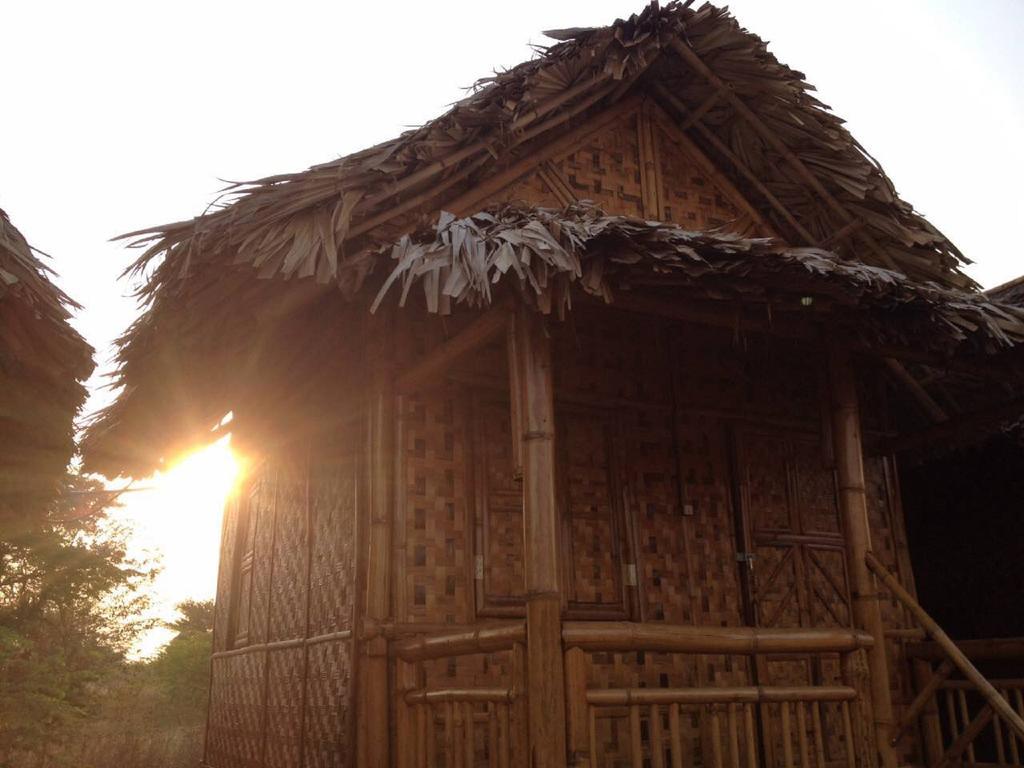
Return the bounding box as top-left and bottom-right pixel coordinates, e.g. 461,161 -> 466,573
866,550 -> 1024,743
585,686 -> 857,706
883,358 -> 948,423
905,637 -> 1024,663
209,628 -> 353,660
393,622 -> 526,662
406,688 -> 514,705
940,678 -> 1024,690
394,307 -> 511,395
892,659 -> 954,744
562,621 -> 873,655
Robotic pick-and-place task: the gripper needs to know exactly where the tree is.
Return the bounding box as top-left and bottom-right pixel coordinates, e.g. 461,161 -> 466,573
0,473 -> 155,765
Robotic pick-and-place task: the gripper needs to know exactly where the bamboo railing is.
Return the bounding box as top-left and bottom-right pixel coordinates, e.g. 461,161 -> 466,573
392,622 -> 528,768
562,622 -> 878,768
866,551 -> 1024,768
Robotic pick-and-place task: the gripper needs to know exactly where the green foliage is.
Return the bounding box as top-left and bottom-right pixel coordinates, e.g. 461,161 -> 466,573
0,473 -> 156,765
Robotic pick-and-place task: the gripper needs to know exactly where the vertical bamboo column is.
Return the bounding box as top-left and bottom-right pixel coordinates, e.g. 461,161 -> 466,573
511,302 -> 568,767
828,345 -> 897,768
358,314 -> 394,768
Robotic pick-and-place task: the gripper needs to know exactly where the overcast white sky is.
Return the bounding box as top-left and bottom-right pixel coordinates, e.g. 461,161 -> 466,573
3,0 -> 1022,649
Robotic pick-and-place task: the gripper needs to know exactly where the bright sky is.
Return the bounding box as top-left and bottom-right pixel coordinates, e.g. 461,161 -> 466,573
3,1 -> 1022,654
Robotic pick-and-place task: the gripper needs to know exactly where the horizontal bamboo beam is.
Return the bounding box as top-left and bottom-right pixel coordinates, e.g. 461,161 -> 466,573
905,637 -> 1024,663
562,622 -> 873,655
394,306 -> 511,395
393,622 -> 527,662
406,687 -> 515,704
940,678 -> 1024,690
866,551 -> 1024,743
586,686 -> 857,706
209,628 -> 353,660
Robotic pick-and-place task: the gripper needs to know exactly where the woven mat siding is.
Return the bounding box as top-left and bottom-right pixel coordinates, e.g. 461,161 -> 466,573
248,469 -> 279,645
207,442 -> 358,768
308,441 -> 358,636
303,639 -> 353,768
213,497 -> 241,653
486,105 -> 759,235
656,123 -> 748,232
401,388 -> 472,626
207,651 -> 267,768
264,646 -> 306,767
268,465 -> 309,643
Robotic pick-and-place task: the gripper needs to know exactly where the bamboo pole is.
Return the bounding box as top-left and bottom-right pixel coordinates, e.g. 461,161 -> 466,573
358,319 -> 395,768
865,550 -> 1024,743
511,302 -> 567,767
562,621 -> 873,655
565,647 -> 591,767
828,344 -> 898,768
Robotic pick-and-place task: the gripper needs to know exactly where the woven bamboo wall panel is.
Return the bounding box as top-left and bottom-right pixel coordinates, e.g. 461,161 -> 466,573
792,438 -> 841,536
626,407 -> 691,624
206,651 -> 267,768
401,388 -> 472,625
552,310 -> 671,406
550,112 -> 645,217
308,445 -> 358,637
488,170 -> 563,208
672,326 -> 821,423
248,468 -> 278,645
269,465 -> 309,642
263,646 -> 305,768
656,124 -> 746,232
303,639 -> 353,768
561,410 -> 624,610
675,413 -> 745,633
473,395 -> 525,608
213,497 -> 240,653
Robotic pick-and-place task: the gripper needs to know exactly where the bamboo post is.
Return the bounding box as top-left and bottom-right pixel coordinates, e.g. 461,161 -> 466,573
511,302 -> 568,767
828,345 -> 898,768
565,646 -> 591,767
358,321 -> 395,768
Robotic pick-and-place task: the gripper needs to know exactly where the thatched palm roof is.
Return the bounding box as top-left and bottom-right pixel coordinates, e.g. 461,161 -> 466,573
82,2 -> 1021,476
0,208 -> 94,510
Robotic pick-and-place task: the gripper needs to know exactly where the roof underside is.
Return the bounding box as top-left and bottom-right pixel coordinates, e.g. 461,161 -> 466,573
0,208 -> 94,509
82,1 -> 1022,476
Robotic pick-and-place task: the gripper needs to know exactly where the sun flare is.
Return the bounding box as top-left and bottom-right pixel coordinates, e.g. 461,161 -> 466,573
119,435 -> 245,657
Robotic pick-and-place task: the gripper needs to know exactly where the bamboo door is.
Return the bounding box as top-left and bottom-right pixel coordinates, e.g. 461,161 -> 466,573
557,405 -> 637,620
735,427 -> 853,765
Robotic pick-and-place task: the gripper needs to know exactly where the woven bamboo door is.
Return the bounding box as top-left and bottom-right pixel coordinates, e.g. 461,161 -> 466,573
736,428 -> 854,766
557,406 -> 636,620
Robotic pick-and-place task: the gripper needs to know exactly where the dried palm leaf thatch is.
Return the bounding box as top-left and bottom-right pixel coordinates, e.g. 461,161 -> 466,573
84,1 -> 1014,476
116,1 -> 969,308
371,202 -> 1024,355
0,208 -> 94,511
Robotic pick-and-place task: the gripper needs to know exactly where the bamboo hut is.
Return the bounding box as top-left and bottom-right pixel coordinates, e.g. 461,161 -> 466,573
83,4 -> 1024,767
0,207 -> 93,515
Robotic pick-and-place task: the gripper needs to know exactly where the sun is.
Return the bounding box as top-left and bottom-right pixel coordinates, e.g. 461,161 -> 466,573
119,435 -> 245,657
